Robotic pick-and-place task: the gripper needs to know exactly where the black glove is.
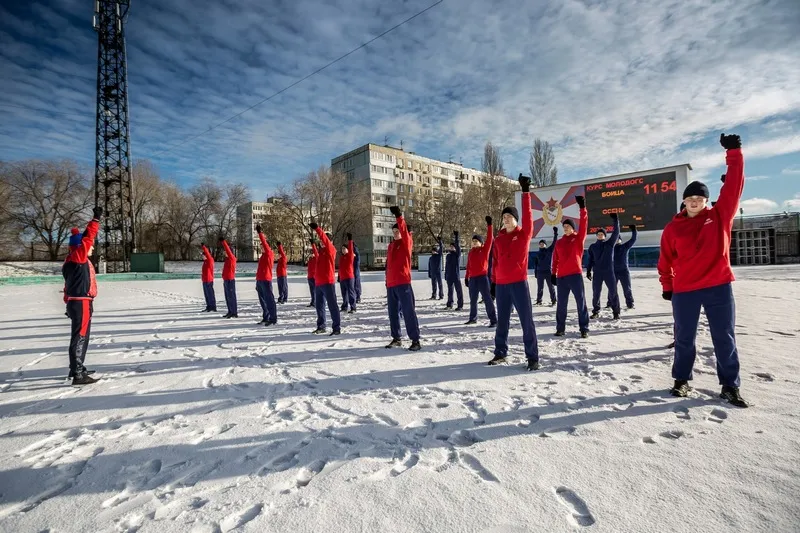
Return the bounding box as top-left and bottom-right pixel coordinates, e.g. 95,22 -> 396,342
662,291 -> 673,301
200,243 -> 206,248
464,279 -> 469,288
276,241 -> 282,246
575,196 -> 585,209
628,224 -> 636,232
454,230 -> 459,237
553,227 -> 559,236
437,235 -> 442,242
390,206 -> 402,217
217,235 -> 225,243
586,271 -> 592,281
485,215 -> 492,226
610,213 -> 618,221
518,173 -> 531,192
309,238 -> 315,245
550,274 -> 557,286
255,224 -> 262,233
92,206 -> 103,219
407,225 -> 413,233
720,173 -> 726,184
309,222 -> 318,230
346,232 -> 352,240
720,133 -> 741,150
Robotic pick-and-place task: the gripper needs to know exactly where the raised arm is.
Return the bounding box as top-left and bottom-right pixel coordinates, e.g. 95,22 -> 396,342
257,228 -> 272,254
453,231 -> 461,257
71,209 -> 101,263
221,239 -> 235,259
576,196 -> 589,244
622,225 -> 638,252
311,242 -> 318,258
278,243 -> 286,259
606,214 -> 620,247
551,241 -> 560,277
517,174 -> 534,240
714,134 -> 745,224
437,237 -> 443,256
548,227 -> 558,251
201,244 -> 213,262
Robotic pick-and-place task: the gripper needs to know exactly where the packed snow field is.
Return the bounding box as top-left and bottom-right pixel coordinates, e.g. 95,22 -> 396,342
0,268 -> 799,532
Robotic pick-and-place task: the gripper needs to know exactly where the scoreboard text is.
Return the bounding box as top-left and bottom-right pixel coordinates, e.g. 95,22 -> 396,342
584,171 -> 677,234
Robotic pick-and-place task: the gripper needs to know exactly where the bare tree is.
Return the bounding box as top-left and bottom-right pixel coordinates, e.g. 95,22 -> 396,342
529,138 -> 558,188
460,141 -> 517,232
0,160 -> 93,260
131,159 -> 164,251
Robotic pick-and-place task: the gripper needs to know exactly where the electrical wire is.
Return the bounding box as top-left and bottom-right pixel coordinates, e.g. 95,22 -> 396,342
151,0 -> 444,157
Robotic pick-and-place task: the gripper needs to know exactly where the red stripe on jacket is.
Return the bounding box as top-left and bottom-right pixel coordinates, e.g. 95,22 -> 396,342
658,148 -> 744,293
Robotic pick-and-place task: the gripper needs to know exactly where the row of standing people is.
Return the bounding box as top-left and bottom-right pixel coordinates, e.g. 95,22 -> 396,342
60,133 -> 748,408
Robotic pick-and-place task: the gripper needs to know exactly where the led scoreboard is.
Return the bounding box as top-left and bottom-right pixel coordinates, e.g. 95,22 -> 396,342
585,171 -> 678,234
518,164 -> 690,249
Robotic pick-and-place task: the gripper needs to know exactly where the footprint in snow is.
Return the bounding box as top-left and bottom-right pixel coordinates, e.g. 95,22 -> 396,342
218,503 -> 263,532
706,408 -> 728,423
390,453 -> 419,477
554,486 -> 596,527
752,372 -> 774,382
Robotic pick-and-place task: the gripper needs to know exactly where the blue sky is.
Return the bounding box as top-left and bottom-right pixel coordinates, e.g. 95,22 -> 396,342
1,0 -> 799,214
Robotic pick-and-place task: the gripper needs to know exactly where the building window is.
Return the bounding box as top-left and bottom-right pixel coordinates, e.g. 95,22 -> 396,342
408,199 -> 414,207
407,160 -> 411,169
400,171 -> 404,179
400,198 -> 405,206
399,184 -> 405,193
409,186 -> 414,194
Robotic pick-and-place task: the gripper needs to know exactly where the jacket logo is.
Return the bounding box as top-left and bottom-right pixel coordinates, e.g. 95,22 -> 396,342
704,219 -> 713,225
512,236 -> 518,242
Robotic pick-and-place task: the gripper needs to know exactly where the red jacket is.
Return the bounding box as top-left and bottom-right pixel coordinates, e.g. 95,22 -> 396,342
552,208 -> 588,278
338,239 -> 355,281
492,193 -> 533,285
386,215 -> 412,288
658,148 -> 745,294
220,240 -> 237,281
201,245 -> 215,282
63,219 -> 99,301
256,232 -> 274,281
314,227 -> 336,285
466,225 -> 494,280
308,245 -> 318,279
277,244 -> 287,277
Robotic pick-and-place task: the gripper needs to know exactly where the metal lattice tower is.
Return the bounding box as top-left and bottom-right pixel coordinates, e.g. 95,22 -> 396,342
93,0 -> 134,272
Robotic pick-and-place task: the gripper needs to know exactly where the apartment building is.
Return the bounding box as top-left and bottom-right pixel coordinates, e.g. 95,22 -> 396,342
331,143 -> 495,267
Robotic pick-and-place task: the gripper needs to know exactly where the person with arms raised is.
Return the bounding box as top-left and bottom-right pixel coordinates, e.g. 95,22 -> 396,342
612,224 -> 638,309
255,225 -> 277,326
384,206 -> 421,351
586,214 -> 622,319
487,174 -> 539,370
310,222 -> 341,335
534,227 -> 559,306
338,233 -> 357,313
464,217 -> 497,327
428,237 -> 444,300
659,133 -> 748,408
276,241 -> 288,304
444,231 -> 463,310
62,207 -> 103,385
219,236 -> 238,318
307,240 -> 317,307
552,196 -> 590,338
199,243 -> 217,312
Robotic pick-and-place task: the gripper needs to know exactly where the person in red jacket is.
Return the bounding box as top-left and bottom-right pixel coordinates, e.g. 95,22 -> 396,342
465,216 -> 497,326
62,207 -> 102,385
385,206 -> 421,351
276,242 -> 288,304
307,240 -> 318,307
218,236 -> 238,318
658,133 -> 748,408
310,222 -> 341,335
255,225 -> 277,325
338,233 -> 357,313
488,175 -> 538,370
552,195 -> 590,338
200,243 -> 217,312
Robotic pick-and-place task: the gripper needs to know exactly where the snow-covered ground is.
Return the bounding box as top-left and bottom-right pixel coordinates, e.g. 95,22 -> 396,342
0,268 -> 798,533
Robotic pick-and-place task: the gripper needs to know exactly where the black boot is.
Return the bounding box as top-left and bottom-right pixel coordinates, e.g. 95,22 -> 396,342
667,341 -> 676,349
720,386 -> 749,408
612,312 -> 620,320
670,380 -> 692,397
464,319 -> 477,325
554,330 -> 566,337
385,338 -> 402,348
312,327 -> 327,334
590,311 -> 600,319
408,341 -> 421,352
72,373 -> 99,386
488,321 -> 497,328
329,329 -> 341,336
550,301 -> 556,307
526,360 -> 540,371
580,330 -> 589,339
487,355 -> 507,366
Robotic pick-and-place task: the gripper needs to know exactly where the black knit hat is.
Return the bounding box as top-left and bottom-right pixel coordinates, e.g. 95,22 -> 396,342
392,223 -> 399,230
472,234 -> 483,244
501,206 -> 519,221
683,181 -> 709,199
562,219 -> 576,230
596,228 -> 606,236
539,239 -> 546,245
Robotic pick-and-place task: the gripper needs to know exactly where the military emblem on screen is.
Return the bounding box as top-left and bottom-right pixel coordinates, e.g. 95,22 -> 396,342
543,197 -> 563,226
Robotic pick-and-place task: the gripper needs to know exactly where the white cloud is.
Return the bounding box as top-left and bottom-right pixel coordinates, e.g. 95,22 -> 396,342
1,0 -> 800,193
739,198 -> 779,215
746,175 -> 770,181
784,193 -> 800,211
783,166 -> 800,175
